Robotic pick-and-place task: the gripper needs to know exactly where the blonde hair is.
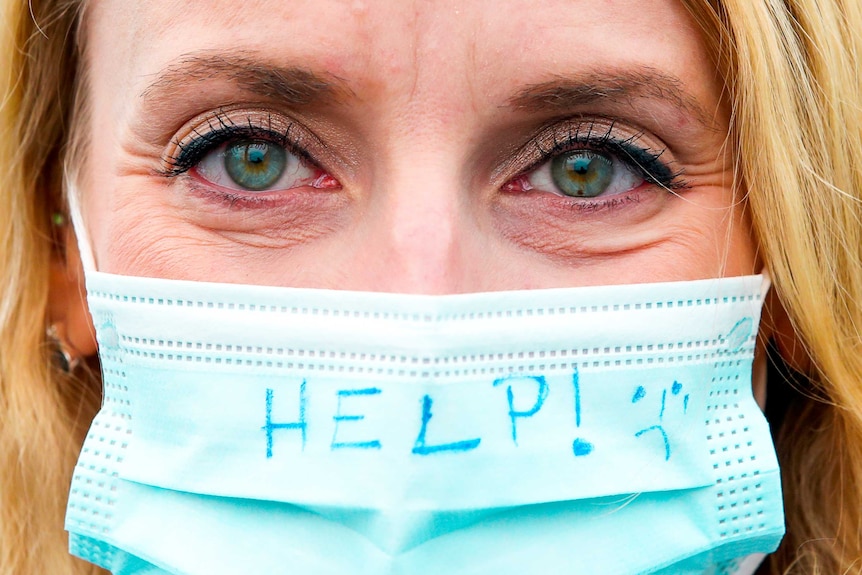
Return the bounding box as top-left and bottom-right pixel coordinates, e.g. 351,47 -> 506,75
680,1 -> 862,572
1,1 -> 861,574
0,1 -> 102,573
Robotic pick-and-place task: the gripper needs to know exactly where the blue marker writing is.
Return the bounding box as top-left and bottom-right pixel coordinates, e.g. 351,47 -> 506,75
263,381 -> 307,458
672,380 -> 690,414
636,425 -> 671,461
331,388 -> 383,450
571,368 -> 594,456
632,381 -> 688,461
493,374 -> 548,445
412,395 -> 481,455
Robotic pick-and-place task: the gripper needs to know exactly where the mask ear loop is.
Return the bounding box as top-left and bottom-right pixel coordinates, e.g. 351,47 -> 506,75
45,173 -> 98,372
64,174 -> 97,272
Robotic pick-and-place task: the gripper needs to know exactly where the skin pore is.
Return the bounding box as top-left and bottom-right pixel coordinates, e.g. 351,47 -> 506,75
77,0 -> 757,292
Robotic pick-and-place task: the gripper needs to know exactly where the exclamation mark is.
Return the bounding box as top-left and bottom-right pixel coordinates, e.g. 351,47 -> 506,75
571,368 -> 594,457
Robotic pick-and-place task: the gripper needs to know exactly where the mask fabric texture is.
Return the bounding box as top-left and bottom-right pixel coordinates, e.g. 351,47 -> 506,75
65,271 -> 784,575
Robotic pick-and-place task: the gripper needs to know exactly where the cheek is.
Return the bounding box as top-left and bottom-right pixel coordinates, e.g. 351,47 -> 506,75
95,211 -> 199,278
662,202 -> 759,279
493,184 -> 757,286
652,180 -> 758,279
86,190 -> 757,290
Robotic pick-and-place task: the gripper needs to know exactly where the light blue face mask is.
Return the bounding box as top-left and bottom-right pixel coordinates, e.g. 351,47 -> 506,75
65,264 -> 784,575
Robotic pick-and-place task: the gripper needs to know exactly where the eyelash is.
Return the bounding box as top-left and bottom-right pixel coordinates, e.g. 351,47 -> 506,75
160,110 -> 316,178
160,112 -> 688,203
520,120 -> 688,194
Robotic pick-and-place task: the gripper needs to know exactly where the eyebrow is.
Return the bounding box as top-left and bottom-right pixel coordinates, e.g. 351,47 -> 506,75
140,51 -> 348,107
507,67 -> 716,129
138,55 -> 715,136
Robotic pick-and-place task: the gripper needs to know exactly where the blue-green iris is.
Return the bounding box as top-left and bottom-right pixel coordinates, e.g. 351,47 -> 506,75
550,151 -> 613,198
224,141 -> 287,191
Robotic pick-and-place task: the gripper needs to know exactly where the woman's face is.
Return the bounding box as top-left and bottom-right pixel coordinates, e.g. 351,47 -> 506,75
78,0 -> 756,293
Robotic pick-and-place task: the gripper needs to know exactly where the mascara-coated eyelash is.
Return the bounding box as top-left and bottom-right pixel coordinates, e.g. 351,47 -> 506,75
159,109 -> 322,181
507,120 -> 688,200
158,108 -> 341,198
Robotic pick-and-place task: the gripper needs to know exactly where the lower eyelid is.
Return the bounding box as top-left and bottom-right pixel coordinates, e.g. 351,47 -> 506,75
492,185 -> 672,263
181,171 -> 338,212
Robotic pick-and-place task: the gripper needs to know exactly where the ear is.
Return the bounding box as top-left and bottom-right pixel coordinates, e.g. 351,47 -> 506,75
48,223 -> 98,360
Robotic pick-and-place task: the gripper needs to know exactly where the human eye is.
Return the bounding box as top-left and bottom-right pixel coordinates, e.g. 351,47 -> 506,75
504,120 -> 686,205
161,108 -> 339,195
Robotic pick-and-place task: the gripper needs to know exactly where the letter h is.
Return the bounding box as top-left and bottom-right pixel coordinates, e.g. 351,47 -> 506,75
263,382 -> 307,458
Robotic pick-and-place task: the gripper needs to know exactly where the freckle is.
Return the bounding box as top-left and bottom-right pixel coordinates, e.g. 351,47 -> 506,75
674,117 -> 690,130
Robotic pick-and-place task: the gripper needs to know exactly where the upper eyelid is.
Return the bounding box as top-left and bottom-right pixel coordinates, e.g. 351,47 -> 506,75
160,108 -> 326,176
533,120 -> 620,155
495,119 -> 608,179
516,123 -> 689,197
161,109 -> 682,190
505,119 -> 674,181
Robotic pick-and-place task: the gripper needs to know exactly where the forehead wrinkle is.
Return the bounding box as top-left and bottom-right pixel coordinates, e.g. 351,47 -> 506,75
507,66 -> 718,130
139,50 -> 351,106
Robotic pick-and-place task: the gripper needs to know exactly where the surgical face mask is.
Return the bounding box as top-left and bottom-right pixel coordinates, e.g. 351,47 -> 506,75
63,275 -> 785,575
64,187 -> 784,575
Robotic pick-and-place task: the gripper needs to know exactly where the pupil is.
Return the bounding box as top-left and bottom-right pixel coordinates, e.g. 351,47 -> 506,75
572,157 -> 591,175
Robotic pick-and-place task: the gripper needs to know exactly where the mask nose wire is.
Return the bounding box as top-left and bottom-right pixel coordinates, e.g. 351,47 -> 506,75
64,175 -> 97,272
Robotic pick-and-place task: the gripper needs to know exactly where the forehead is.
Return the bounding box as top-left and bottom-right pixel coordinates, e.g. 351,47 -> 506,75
87,0 -> 717,117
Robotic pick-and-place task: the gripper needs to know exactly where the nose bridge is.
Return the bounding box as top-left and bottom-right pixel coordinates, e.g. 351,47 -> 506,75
362,145 -> 474,294
351,42 -> 483,294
